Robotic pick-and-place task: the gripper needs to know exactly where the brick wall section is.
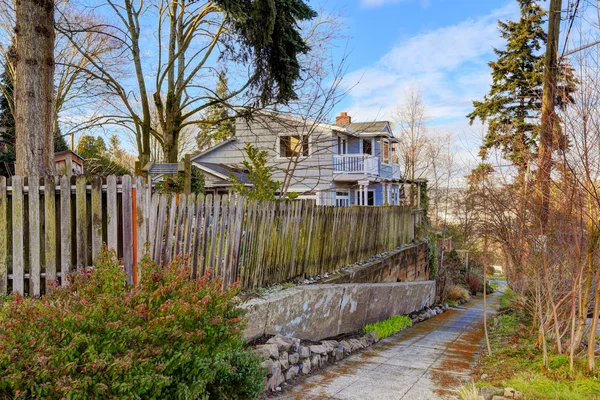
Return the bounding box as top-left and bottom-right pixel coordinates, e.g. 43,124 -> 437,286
321,241 -> 430,284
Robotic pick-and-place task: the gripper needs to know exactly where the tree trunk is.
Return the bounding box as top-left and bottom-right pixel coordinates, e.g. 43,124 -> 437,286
14,0 -> 55,178
538,0 -> 562,233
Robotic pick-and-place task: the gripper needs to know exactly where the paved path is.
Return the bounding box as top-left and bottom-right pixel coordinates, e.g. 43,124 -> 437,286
274,294 -> 499,400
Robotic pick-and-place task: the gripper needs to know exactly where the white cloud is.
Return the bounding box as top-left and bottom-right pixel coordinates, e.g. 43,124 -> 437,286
342,1 -> 518,135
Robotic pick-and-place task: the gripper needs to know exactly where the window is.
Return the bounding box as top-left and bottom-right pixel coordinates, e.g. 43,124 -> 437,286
280,135 -> 309,157
367,191 -> 375,206
335,191 -> 350,207
363,139 -> 372,155
337,136 -> 347,154
381,140 -> 389,164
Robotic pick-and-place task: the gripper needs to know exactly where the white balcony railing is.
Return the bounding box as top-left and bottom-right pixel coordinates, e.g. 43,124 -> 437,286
333,154 -> 379,175
333,154 -> 401,180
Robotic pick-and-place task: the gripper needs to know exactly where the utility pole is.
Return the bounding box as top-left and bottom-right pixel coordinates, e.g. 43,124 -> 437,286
538,0 -> 562,233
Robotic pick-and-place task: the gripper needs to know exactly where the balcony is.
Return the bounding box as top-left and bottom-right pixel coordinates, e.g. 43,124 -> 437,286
333,154 -> 400,180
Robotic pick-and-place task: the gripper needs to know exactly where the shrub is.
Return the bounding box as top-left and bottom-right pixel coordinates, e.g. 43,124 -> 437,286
447,285 -> 470,303
364,315 -> 412,339
0,248 -> 264,399
465,274 -> 481,295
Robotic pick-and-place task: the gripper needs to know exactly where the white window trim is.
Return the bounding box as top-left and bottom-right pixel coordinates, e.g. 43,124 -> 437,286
276,134 -> 311,160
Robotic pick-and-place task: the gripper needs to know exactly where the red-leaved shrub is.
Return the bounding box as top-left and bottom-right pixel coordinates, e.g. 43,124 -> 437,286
465,274 -> 481,295
0,247 -> 264,399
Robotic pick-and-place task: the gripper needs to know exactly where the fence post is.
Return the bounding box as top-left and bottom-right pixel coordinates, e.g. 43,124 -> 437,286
184,154 -> 191,195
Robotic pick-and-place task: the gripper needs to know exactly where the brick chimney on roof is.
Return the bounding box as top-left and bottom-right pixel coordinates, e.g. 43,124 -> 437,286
335,111 -> 351,125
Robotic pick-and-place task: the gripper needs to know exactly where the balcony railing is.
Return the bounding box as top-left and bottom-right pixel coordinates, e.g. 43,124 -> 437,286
333,154 -> 400,179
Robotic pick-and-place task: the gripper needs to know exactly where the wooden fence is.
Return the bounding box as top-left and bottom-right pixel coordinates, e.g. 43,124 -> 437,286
0,175 -> 422,295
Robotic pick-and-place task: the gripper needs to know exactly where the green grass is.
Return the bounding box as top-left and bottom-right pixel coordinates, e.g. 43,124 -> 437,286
476,302 -> 600,400
499,286 -> 520,310
363,315 -> 412,339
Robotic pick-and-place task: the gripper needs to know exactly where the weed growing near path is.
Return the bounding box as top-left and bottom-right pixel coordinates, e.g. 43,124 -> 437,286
363,315 -> 412,339
448,285 -> 470,303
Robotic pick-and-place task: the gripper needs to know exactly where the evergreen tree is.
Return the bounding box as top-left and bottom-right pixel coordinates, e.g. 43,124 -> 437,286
76,135 -> 131,176
468,0 -> 576,170
468,0 -> 546,169
197,72 -> 235,149
54,128 -> 69,152
231,143 -> 280,200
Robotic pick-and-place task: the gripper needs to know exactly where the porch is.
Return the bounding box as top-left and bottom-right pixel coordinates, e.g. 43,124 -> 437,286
333,154 -> 401,181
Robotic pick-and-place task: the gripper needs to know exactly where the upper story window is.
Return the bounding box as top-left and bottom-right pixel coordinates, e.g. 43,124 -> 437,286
337,136 -> 347,154
381,140 -> 390,164
280,135 -> 309,157
362,139 -> 372,155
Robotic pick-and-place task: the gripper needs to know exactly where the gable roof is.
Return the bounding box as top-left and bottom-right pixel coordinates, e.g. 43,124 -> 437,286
343,121 -> 390,133
191,137 -> 237,162
195,162 -> 252,185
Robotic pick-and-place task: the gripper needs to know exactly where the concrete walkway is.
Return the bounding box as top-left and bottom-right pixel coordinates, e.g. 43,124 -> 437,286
274,294 -> 498,400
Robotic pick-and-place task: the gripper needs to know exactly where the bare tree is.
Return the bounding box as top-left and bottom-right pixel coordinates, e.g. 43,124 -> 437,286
58,0 -> 318,164
395,87 -> 429,182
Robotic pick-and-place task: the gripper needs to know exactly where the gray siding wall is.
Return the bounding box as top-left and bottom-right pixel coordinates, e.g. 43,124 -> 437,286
196,116 -> 335,193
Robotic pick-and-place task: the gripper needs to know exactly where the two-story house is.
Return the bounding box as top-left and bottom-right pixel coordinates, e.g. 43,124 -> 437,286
191,111 -> 407,206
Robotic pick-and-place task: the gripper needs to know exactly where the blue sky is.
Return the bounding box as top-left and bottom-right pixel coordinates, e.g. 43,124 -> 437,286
320,0 -> 520,165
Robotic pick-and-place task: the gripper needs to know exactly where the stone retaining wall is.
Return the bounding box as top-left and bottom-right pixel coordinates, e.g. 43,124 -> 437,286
243,281 -> 436,341
322,241 -> 430,284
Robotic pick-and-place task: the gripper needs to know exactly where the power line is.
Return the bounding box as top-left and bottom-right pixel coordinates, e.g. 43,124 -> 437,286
561,0 -> 581,59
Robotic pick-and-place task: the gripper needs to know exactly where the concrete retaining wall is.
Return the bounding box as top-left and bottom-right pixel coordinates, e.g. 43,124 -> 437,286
322,241 -> 430,284
243,281 -> 436,342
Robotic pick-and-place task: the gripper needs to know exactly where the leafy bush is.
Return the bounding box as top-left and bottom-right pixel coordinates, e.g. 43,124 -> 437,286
447,285 -> 470,303
364,315 -> 412,339
465,274 -> 481,295
0,248 -> 264,399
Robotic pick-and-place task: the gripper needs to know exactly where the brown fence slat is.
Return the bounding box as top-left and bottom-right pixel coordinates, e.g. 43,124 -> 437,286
164,193 -> 177,265
135,176 -> 147,259
106,175 -> 118,252
75,176 -> 87,269
29,178 -> 41,296
91,176 -> 103,262
153,194 -> 168,263
0,177 -> 6,294
122,175 -> 134,284
44,176 -> 57,291
12,176 -> 24,295
60,176 -> 71,286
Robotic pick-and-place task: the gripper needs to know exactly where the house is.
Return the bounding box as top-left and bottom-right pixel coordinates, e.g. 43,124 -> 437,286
55,150 -> 85,176
192,111 -> 413,206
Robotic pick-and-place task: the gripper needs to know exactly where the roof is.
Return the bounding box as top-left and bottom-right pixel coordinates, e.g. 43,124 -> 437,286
191,137 -> 237,162
148,163 -> 179,174
54,149 -> 85,161
342,121 -> 390,133
195,162 -> 252,184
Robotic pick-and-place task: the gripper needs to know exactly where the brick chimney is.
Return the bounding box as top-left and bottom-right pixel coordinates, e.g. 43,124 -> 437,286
335,111 -> 351,125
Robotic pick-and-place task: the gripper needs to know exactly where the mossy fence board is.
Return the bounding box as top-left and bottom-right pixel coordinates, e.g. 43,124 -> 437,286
0,175 -> 422,295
